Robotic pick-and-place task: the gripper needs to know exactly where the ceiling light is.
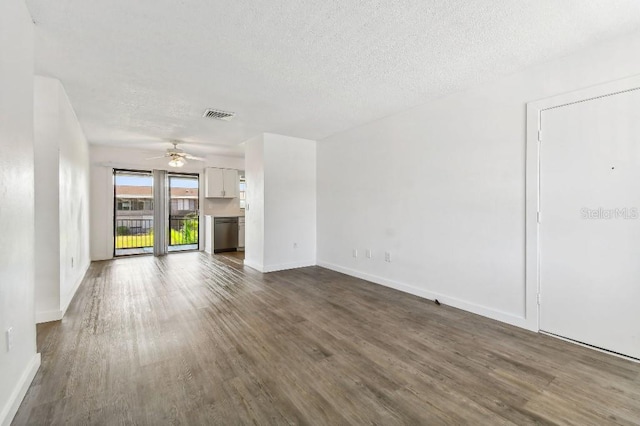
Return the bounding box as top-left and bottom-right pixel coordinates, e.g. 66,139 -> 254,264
168,156 -> 185,167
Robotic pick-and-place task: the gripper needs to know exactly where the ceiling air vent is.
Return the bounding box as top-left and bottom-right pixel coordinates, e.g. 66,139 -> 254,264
203,108 -> 235,121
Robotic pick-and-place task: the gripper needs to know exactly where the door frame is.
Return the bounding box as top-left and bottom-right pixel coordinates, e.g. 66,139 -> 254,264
167,171 -> 201,252
112,168 -> 155,257
525,74 -> 640,332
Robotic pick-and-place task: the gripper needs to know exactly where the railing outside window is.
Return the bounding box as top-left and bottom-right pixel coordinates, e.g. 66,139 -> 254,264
115,217 -> 198,248
169,216 -> 199,246
115,219 -> 153,249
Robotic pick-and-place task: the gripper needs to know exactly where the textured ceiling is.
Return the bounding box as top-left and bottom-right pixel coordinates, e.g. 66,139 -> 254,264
27,0 -> 640,156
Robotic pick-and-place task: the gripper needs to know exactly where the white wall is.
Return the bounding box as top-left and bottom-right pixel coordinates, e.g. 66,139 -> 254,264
317,30 -> 640,331
263,134 -> 316,271
57,79 -> 91,312
0,0 -> 40,424
204,198 -> 244,218
244,133 -> 316,272
33,77 -> 61,322
89,145 -> 244,260
244,135 -> 265,270
33,76 -> 91,323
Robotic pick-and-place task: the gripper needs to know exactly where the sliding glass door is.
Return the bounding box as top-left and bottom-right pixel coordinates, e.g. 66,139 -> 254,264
168,173 -> 199,252
113,170 -> 199,256
114,170 -> 154,256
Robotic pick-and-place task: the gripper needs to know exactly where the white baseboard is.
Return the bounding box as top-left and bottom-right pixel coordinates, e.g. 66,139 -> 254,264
243,260 -> 264,272
35,309 -> 63,324
262,260 -> 316,273
0,353 -> 41,426
317,260 -> 532,331
60,261 -> 90,317
90,253 -> 113,261
36,261 -> 90,324
243,260 -> 316,273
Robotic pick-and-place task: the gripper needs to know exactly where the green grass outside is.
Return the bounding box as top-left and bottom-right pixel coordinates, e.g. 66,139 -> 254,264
115,230 -> 197,249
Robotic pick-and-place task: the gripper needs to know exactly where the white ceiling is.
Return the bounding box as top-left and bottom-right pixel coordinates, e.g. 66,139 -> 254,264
27,0 -> 640,156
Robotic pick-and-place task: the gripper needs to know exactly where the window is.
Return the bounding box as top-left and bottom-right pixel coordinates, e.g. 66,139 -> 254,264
170,198 -> 198,212
117,199 -> 131,211
116,198 -> 155,211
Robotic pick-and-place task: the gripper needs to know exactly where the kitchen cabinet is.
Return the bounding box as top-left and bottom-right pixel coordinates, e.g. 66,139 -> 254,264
222,169 -> 238,198
204,168 -> 238,198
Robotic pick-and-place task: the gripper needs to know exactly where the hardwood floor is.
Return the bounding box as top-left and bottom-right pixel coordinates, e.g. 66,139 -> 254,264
13,252 -> 640,425
216,250 -> 245,267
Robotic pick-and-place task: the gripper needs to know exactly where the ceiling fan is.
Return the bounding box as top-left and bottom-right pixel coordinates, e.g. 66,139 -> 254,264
147,141 -> 206,167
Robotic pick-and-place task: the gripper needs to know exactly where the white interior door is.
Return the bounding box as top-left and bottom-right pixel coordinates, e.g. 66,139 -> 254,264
539,88 -> 640,359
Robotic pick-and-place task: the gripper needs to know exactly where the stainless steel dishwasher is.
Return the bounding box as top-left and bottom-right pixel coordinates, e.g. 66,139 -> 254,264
213,217 -> 239,253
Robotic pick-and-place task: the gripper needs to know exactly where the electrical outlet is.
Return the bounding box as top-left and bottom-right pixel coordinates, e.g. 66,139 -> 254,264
293,242 -> 298,249
352,249 -> 358,258
366,249 -> 372,259
6,327 -> 14,352
384,252 -> 391,262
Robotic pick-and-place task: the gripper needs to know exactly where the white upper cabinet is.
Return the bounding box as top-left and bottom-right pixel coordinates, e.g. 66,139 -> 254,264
205,167 -> 238,198
205,168 -> 224,198
222,169 -> 238,198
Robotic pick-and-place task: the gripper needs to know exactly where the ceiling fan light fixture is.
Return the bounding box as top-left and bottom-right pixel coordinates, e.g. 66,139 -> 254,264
168,156 -> 185,168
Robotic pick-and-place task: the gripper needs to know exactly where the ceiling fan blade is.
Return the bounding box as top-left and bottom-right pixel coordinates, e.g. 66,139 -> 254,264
146,155 -> 167,160
184,155 -> 206,161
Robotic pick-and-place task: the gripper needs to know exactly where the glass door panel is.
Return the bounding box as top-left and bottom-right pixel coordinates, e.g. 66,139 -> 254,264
168,174 -> 199,252
114,170 -> 154,256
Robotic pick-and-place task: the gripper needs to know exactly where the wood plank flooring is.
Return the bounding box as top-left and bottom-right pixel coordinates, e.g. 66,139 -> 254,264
13,252 -> 640,425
